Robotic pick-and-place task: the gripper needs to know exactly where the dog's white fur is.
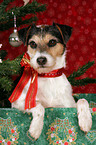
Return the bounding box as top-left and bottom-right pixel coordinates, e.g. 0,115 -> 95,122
12,48 -> 92,140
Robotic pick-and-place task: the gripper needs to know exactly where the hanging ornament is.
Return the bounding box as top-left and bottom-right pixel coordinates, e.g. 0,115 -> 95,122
0,44 -> 2,48
0,44 -> 3,63
9,13 -> 22,47
23,0 -> 30,5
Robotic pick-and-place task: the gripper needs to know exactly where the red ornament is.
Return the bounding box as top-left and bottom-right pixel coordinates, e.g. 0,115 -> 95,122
64,142 -> 68,145
56,141 -> 59,144
11,129 -> 15,133
15,137 -> 17,140
7,141 -> 11,145
0,140 -> 2,143
51,127 -> 55,131
72,138 -> 74,141
92,108 -> 96,112
68,129 -> 72,134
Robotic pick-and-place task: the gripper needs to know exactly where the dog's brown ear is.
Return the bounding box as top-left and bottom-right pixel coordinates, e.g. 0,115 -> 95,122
53,22 -> 73,44
18,26 -> 30,45
18,24 -> 36,45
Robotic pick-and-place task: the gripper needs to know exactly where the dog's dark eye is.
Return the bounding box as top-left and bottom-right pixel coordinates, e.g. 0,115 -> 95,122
29,41 -> 37,49
48,39 -> 57,47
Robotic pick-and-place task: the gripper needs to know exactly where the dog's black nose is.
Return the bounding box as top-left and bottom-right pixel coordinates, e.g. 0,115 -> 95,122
37,57 -> 47,65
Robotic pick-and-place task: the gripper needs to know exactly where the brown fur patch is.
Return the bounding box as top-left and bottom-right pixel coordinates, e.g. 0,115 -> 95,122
28,33 -> 64,57
47,43 -> 64,58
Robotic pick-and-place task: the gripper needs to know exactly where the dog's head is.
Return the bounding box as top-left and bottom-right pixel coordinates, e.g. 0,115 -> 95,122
18,23 -> 72,73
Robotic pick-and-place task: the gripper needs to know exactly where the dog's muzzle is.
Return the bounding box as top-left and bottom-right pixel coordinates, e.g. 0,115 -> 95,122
37,57 -> 47,66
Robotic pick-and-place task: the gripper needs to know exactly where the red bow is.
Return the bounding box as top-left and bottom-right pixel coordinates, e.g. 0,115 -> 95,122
9,53 -> 65,110
9,53 -> 38,109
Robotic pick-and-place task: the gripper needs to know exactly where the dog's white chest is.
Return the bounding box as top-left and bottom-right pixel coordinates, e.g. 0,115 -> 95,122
37,75 -> 76,108
12,74 -> 76,110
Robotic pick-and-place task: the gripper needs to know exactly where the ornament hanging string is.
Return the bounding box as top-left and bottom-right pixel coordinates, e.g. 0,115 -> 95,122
12,12 -> 17,33
9,12 -> 22,47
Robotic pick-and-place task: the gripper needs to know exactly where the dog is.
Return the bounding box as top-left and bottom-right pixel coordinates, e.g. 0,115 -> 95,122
9,23 -> 92,140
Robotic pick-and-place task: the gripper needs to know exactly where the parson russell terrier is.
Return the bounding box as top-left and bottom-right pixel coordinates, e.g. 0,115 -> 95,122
9,23 -> 92,140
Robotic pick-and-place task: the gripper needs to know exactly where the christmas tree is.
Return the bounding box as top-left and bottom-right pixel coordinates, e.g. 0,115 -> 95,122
0,0 -> 46,107
0,0 -> 46,31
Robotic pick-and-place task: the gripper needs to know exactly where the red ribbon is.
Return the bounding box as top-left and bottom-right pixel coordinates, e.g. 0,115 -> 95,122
9,53 -> 65,110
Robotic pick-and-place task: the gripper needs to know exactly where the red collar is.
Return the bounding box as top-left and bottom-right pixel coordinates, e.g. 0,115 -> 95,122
20,52 -> 65,77
9,53 -> 65,110
38,67 -> 64,78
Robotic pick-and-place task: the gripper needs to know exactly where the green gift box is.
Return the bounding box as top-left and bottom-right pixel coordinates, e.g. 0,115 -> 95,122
0,94 -> 96,145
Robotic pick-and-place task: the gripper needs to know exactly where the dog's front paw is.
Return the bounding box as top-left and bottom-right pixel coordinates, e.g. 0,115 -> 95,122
29,125 -> 42,140
29,117 -> 44,140
77,99 -> 92,132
